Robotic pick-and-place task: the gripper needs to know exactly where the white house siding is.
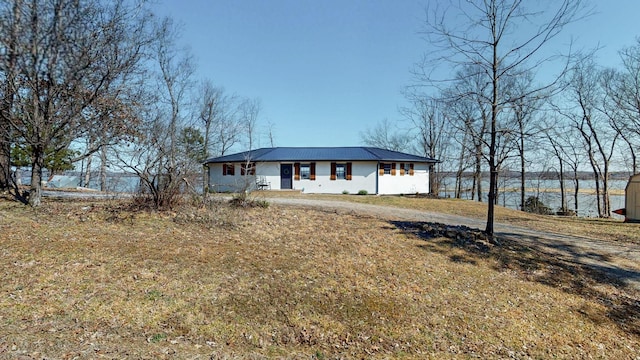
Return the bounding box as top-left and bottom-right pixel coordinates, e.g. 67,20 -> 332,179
377,163 -> 430,195
208,161 -> 430,195
293,161 -> 377,194
208,163 -> 245,192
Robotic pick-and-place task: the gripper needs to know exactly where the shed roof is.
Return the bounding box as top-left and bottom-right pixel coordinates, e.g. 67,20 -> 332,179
204,147 -> 439,164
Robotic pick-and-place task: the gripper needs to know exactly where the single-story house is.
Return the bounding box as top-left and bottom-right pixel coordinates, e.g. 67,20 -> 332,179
203,147 -> 439,195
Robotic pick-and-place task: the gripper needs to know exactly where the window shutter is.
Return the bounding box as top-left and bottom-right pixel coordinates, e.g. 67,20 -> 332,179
310,162 -> 316,180
391,163 -> 396,176
222,163 -> 227,176
240,163 -> 245,176
330,162 -> 337,180
409,163 -> 414,176
379,163 -> 384,176
400,163 -> 405,176
294,163 -> 300,181
346,162 -> 352,180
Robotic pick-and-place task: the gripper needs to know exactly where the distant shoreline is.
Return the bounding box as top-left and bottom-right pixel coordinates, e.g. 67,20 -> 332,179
444,187 -> 625,196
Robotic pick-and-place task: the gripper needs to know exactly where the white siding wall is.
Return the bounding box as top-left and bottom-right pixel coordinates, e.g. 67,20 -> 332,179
208,163 -> 252,192
293,161 -> 377,194
208,161 -> 431,195
378,163 -> 430,195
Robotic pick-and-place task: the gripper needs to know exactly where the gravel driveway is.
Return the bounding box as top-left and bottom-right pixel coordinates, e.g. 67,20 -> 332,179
269,197 -> 640,291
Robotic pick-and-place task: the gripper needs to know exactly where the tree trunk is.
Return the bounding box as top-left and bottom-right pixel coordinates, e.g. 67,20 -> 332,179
519,134 -> 526,211
0,137 -> 9,190
429,164 -> 438,195
601,169 -> 610,217
100,147 -> 107,191
29,149 -> 44,207
573,176 -> 580,215
559,159 -> 567,213
83,154 -> 92,188
474,146 -> 482,202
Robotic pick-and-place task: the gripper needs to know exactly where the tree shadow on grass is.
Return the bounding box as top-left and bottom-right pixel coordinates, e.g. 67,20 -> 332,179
391,220 -> 640,337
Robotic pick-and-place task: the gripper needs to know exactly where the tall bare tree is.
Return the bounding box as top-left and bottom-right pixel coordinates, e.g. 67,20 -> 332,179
414,0 -> 587,236
360,118 -> 408,152
0,0 -> 21,191
0,0 -> 152,206
401,97 -> 450,195
502,72 -> 542,211
559,58 -> 618,217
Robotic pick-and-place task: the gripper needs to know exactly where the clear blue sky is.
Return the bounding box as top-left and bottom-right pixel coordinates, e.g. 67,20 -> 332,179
154,0 -> 640,149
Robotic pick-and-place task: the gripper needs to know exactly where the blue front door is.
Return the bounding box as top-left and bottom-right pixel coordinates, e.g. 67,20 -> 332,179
280,164 -> 292,189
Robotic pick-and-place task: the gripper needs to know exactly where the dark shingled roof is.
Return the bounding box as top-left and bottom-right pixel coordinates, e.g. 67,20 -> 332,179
203,147 -> 439,164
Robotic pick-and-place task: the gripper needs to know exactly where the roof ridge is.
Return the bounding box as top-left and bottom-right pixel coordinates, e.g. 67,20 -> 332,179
362,146 -> 383,160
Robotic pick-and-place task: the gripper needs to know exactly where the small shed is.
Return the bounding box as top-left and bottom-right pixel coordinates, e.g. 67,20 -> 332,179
625,174 -> 640,222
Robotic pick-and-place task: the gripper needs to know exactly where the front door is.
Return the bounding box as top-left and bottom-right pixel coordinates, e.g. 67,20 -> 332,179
280,164 -> 292,189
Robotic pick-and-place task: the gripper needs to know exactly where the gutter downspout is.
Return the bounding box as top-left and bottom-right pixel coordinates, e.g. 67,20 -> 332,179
376,161 -> 379,195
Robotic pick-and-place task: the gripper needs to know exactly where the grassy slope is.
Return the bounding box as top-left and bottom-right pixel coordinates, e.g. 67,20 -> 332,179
1,196 -> 639,359
261,192 -> 640,244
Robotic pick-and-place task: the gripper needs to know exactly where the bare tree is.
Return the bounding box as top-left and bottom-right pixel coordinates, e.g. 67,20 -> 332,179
401,96 -> 450,195
154,18 -> 195,171
414,0 -> 588,236
121,16 -> 197,208
0,0 -> 152,206
502,72 -> 543,211
600,41 -> 640,173
360,118 -> 408,152
558,58 -> 619,217
197,81 -> 243,158
539,115 -> 578,214
240,98 -> 261,151
441,67 -> 491,202
0,0 -> 21,191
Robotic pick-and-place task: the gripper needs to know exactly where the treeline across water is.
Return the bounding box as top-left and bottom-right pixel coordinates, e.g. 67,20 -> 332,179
437,172 -> 629,219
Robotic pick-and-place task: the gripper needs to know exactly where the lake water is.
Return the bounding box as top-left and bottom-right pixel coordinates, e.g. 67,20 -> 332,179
438,176 -> 627,220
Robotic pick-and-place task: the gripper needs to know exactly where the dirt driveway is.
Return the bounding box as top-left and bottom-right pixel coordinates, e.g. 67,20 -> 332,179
269,197 -> 640,291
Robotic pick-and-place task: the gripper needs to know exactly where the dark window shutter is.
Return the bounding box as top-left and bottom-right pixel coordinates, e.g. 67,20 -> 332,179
379,163 -> 384,176
294,163 -> 300,181
410,163 -> 414,176
400,163 -> 405,176
346,162 -> 352,180
222,163 -> 227,176
391,163 -> 396,176
330,162 -> 337,180
310,163 -> 316,180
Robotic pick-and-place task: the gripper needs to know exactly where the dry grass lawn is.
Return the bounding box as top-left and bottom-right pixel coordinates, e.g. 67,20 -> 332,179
1,195 -> 639,359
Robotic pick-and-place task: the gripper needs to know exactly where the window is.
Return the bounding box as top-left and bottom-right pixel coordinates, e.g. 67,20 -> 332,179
295,162 -> 315,180
222,163 -> 235,176
379,162 -> 396,176
300,164 -> 310,179
401,163 -> 413,176
331,162 -> 351,181
336,164 -> 346,179
240,162 -> 255,176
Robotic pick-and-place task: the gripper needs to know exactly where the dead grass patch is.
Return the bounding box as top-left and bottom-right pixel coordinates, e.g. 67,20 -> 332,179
0,197 -> 639,358
262,192 -> 640,245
